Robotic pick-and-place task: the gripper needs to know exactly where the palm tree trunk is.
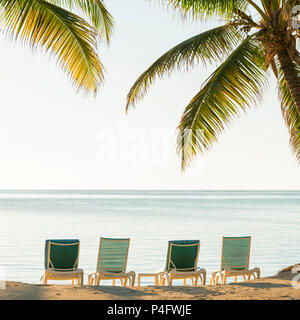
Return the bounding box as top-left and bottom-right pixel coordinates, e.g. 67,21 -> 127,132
277,50 -> 300,116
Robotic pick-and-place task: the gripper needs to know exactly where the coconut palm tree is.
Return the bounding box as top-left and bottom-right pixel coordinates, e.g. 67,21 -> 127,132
126,0 -> 300,170
0,0 -> 113,93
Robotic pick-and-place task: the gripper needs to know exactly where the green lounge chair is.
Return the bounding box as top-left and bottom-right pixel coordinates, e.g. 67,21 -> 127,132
210,236 -> 260,285
87,237 -> 136,287
159,240 -> 206,286
41,239 -> 83,285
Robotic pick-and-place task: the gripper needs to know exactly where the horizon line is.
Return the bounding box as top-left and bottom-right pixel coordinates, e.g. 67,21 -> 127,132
0,188 -> 299,191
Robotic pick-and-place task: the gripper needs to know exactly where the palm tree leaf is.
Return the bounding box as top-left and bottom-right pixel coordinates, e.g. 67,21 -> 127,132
159,0 -> 248,19
126,24 -> 243,111
0,0 -> 104,94
177,37 -> 268,170
277,60 -> 300,162
46,0 -> 114,43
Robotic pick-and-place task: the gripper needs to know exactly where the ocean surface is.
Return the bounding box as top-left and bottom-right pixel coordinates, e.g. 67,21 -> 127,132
0,190 -> 299,285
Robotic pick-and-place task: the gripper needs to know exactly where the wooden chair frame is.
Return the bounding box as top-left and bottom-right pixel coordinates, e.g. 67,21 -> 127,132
210,236 -> 260,285
159,241 -> 206,286
87,237 -> 136,287
42,241 -> 83,285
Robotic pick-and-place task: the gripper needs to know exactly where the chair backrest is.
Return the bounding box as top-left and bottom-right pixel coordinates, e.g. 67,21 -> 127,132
44,239 -> 80,271
165,240 -> 200,272
96,237 -> 130,273
221,236 -> 251,271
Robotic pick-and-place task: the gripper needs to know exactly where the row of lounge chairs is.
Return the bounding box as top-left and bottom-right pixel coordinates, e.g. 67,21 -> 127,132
41,236 -> 260,286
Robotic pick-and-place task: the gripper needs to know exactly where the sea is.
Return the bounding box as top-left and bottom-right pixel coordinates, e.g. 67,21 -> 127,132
0,190 -> 299,285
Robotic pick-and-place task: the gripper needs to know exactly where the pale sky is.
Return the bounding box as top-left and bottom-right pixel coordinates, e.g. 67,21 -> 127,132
0,0 -> 299,190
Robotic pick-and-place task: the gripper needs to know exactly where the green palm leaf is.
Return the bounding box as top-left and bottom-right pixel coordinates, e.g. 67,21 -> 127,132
177,38 -> 267,170
161,0 -> 247,19
1,0 -> 104,93
163,0 -> 268,20
277,61 -> 300,162
126,24 -> 243,111
46,0 -> 114,43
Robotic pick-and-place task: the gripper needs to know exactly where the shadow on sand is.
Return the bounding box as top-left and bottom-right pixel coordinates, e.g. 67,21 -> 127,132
229,282 -> 290,289
158,285 -> 223,297
3,283 -> 46,300
84,285 -> 157,298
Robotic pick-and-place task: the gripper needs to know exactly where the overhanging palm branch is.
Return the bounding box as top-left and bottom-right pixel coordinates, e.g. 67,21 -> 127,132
160,0 -> 248,19
176,37 -> 267,169
278,61 -> 300,161
0,0 -> 105,93
166,0 -> 270,21
46,0 -> 114,43
126,24 -> 243,111
127,0 -> 300,170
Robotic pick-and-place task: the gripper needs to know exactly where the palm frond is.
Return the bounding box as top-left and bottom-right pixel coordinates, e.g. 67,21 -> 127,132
0,0 -> 104,94
46,0 -> 114,43
126,24 -> 243,111
177,37 -> 268,170
277,60 -> 300,162
159,0 -> 248,19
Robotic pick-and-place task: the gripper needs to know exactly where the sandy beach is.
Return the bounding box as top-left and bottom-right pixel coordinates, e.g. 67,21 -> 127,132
1,271 -> 300,300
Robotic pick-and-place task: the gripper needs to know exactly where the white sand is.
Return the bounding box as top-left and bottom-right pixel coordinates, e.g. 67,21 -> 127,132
1,272 -> 300,300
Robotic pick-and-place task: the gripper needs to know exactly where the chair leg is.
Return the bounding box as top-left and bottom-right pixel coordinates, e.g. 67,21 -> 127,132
202,272 -> 206,285
193,277 -> 197,286
159,275 -> 163,286
167,275 -> 172,286
89,275 -> 95,286
210,274 -> 216,286
131,274 -> 136,287
43,273 -> 48,285
222,272 -> 227,285
255,268 -> 261,279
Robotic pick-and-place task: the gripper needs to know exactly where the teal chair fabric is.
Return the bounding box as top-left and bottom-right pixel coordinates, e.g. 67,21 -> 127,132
97,238 -> 130,273
221,236 -> 251,270
165,240 -> 200,272
44,239 -> 80,271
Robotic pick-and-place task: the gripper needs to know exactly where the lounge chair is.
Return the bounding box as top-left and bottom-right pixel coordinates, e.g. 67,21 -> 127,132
87,237 -> 136,287
210,236 -> 260,285
41,239 -> 83,285
159,240 -> 206,286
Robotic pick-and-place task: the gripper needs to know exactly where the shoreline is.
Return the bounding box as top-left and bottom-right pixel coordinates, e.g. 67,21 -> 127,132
1,272 -> 299,300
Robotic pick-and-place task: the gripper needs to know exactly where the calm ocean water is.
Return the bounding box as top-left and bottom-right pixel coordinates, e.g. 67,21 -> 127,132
0,190 -> 299,285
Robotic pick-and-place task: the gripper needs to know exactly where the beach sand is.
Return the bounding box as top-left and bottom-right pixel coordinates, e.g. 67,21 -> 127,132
1,271 -> 300,300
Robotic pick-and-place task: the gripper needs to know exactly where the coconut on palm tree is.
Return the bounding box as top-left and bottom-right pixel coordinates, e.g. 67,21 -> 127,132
0,0 -> 113,93
126,0 -> 300,170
